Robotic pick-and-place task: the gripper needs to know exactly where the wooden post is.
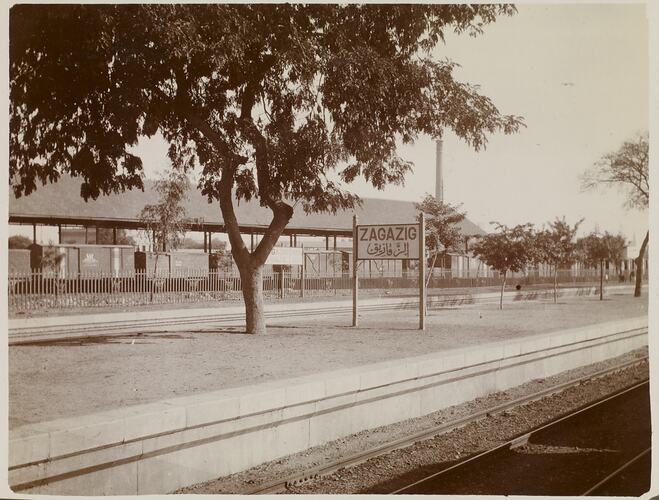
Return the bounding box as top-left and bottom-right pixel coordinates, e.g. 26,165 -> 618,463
333,235 -> 337,250
58,224 -> 62,244
32,224 -> 37,244
84,226 -> 89,244
209,232 -> 212,253
113,227 -> 117,245
251,233 -> 255,252
203,231 -> 208,253
419,213 -> 426,331
325,235 -> 329,250
352,215 -> 359,327
600,259 -> 604,301
300,253 -> 305,298
289,234 -> 293,247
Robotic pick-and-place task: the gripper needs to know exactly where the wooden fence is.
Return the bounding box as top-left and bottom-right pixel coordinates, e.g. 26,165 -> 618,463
8,267 -> 604,313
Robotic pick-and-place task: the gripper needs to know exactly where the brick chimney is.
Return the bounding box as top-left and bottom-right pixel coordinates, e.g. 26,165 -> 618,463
435,139 -> 444,202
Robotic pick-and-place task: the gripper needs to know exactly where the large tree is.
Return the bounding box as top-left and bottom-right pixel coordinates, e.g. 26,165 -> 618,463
582,133 -> 649,297
10,5 -> 523,333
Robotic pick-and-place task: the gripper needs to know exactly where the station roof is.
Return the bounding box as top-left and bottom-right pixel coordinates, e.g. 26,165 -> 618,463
8,175 -> 486,238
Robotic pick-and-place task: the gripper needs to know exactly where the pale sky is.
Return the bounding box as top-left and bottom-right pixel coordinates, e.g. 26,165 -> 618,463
135,2 -> 649,243
355,2 -> 649,241
10,2 -> 651,245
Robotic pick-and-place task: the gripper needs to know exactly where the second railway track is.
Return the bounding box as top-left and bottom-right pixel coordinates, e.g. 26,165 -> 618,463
246,357 -> 649,495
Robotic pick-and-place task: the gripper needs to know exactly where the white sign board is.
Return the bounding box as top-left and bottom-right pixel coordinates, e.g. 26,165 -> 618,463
356,223 -> 420,260
266,246 -> 304,266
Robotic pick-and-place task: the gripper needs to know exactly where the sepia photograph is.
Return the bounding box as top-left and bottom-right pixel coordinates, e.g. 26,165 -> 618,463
4,1 -> 654,497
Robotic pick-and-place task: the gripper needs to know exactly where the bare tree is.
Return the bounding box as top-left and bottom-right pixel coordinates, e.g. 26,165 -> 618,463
582,133 -> 648,297
138,170 -> 190,276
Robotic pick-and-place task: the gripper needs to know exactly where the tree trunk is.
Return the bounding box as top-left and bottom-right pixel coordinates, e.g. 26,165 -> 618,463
425,252 -> 438,289
218,174 -> 293,334
150,252 -> 159,303
500,271 -> 506,310
239,263 -> 266,334
634,230 -> 649,298
553,266 -> 558,304
599,260 -> 604,301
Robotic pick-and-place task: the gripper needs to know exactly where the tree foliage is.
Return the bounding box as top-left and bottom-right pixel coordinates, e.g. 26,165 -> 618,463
534,218 -> 583,269
10,4 -> 524,332
472,223 -> 535,275
576,232 -> 625,268
534,217 -> 583,303
576,231 -> 626,301
96,228 -> 136,246
416,194 -> 466,256
582,133 -> 648,209
138,170 -> 190,253
8,235 -> 32,249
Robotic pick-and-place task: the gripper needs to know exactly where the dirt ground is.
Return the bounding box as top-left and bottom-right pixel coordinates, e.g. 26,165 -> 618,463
8,291 -> 647,428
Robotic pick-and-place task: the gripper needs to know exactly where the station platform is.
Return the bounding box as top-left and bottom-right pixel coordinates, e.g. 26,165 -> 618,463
8,288 -> 648,494
8,283 -> 636,344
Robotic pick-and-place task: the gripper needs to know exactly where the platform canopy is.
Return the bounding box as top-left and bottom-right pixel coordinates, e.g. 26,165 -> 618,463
9,176 -> 485,238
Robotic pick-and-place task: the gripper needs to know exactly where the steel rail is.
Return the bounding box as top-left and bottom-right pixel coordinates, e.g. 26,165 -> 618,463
390,378 -> 650,495
581,447 -> 651,496
245,356 -> 648,494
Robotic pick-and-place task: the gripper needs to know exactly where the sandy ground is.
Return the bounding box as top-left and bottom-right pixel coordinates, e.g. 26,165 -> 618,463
8,290 -> 647,428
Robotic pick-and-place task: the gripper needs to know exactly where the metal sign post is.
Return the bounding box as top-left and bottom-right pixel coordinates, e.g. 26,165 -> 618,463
352,215 -> 359,327
352,217 -> 425,330
418,213 -> 425,331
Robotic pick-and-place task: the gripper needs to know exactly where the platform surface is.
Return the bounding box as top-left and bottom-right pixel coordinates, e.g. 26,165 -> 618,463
9,291 -> 648,428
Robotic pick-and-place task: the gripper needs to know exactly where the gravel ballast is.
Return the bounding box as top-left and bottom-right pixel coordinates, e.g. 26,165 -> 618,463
177,349 -> 649,495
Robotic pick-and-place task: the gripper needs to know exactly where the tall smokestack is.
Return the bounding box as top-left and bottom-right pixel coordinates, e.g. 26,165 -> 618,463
435,139 -> 444,202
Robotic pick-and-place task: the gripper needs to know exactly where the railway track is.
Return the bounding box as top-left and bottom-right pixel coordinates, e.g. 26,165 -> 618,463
246,357 -> 649,495
391,379 -> 650,495
581,447 -> 651,496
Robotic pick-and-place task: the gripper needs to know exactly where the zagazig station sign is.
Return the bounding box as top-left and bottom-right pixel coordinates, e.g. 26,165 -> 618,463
356,223 -> 420,260
352,216 -> 426,330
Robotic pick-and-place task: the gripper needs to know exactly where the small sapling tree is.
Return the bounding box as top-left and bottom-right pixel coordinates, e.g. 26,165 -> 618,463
138,170 -> 190,288
534,218 -> 583,303
416,194 -> 466,286
576,231 -> 625,300
472,223 -> 535,309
